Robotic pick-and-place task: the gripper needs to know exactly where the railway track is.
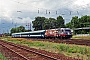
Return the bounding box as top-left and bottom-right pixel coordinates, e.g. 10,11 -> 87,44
28,38 -> 90,46
0,40 -> 81,60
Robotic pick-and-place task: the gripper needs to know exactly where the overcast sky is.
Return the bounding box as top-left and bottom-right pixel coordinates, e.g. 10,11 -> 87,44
0,0 -> 90,33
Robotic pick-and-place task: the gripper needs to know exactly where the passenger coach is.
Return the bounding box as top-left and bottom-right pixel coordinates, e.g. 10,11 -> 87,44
12,30 -> 46,38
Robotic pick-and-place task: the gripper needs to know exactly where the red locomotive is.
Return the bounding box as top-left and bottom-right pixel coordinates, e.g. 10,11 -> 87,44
45,28 -> 72,39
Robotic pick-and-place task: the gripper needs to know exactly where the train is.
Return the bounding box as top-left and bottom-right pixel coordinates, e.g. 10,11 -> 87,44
12,28 -> 72,39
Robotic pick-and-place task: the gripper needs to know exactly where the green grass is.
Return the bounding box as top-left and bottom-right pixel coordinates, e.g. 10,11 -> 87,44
72,35 -> 90,40
0,52 -> 6,60
1,38 -> 90,60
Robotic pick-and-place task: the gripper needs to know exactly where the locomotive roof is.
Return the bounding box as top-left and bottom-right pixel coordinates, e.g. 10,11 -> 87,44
46,28 -> 71,30
46,29 -> 57,30
29,30 -> 45,33
57,28 -> 71,30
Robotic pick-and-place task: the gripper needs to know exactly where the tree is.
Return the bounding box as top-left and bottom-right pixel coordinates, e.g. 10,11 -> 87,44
32,16 -> 45,30
43,18 -> 50,29
49,18 -> 57,29
43,18 -> 56,29
10,26 -> 25,34
18,26 -> 25,32
56,16 -> 65,28
66,16 -> 80,29
66,22 -> 72,28
11,28 -> 16,34
79,15 -> 90,27
71,16 -> 80,28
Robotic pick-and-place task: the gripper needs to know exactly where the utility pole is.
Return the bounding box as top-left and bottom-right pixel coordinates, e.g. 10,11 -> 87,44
26,22 -> 31,31
15,22 -> 17,28
73,19 -> 75,35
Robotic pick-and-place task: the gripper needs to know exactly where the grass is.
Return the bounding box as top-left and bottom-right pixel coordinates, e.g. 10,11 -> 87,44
1,37 -> 90,60
0,52 -> 6,60
72,35 -> 90,40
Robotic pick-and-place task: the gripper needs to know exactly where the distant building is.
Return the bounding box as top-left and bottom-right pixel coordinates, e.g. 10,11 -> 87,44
73,27 -> 90,34
0,34 -> 5,37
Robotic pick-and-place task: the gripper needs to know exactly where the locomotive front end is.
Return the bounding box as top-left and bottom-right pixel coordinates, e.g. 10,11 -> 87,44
64,28 -> 72,38
57,28 -> 72,39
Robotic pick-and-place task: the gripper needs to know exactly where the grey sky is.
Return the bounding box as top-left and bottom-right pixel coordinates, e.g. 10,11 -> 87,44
0,0 -> 90,33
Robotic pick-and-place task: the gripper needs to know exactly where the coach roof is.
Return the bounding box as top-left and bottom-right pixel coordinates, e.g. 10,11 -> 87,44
12,30 -> 46,35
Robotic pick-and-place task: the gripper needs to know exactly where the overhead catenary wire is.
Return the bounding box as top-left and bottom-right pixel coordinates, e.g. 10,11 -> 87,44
9,0 -> 90,16
9,0 -> 74,15
2,0 -> 90,21
3,1 -> 90,19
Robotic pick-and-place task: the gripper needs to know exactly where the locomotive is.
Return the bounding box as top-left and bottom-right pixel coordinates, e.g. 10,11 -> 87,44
12,28 -> 72,39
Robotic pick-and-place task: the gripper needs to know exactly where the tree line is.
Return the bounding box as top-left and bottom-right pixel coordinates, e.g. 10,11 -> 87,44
10,15 -> 90,34
66,15 -> 90,34
10,26 -> 31,34
66,15 -> 90,29
32,16 -> 65,30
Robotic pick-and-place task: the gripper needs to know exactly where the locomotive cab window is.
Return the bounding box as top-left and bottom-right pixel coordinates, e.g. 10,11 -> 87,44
65,30 -> 71,32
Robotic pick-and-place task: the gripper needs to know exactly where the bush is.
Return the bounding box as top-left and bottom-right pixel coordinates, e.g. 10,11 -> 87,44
88,32 -> 90,34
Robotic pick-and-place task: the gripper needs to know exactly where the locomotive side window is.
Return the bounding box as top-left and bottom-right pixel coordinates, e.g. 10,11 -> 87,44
60,29 -> 64,34
61,30 -> 64,32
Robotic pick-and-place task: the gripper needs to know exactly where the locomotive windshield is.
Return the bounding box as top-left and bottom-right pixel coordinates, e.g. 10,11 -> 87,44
65,30 -> 71,32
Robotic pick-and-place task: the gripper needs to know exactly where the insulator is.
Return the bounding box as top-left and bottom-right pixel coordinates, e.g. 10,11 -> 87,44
56,11 -> 57,14
12,22 -> 13,24
77,11 -> 79,15
46,10 -> 47,14
70,11 -> 71,15
38,10 -> 39,14
17,11 -> 22,12
49,11 -> 50,14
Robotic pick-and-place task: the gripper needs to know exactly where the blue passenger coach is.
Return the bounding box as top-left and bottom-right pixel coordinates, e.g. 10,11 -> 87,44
12,30 -> 46,38
29,30 -> 46,38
